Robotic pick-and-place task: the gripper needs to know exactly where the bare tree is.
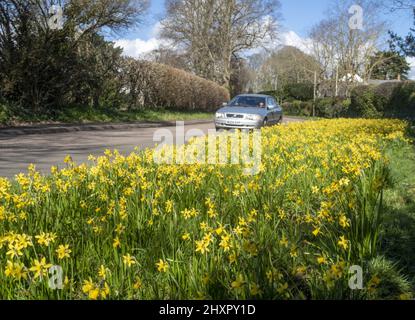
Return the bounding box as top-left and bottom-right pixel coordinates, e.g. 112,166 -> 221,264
263,46 -> 320,86
229,56 -> 251,96
160,0 -> 280,90
246,46 -> 321,95
64,0 -> 149,40
309,0 -> 387,96
143,46 -> 190,70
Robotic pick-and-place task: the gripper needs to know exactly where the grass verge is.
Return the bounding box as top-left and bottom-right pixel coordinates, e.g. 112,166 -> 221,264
0,106 -> 213,127
382,132 -> 415,292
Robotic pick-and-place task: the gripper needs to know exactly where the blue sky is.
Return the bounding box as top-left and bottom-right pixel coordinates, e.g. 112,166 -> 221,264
280,0 -> 414,37
121,0 -> 414,41
113,0 -> 415,78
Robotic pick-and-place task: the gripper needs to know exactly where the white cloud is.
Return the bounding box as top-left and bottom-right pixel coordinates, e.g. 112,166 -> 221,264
150,21 -> 162,38
279,31 -> 313,54
114,23 -> 166,58
114,38 -> 162,58
407,57 -> 415,80
243,30 -> 313,57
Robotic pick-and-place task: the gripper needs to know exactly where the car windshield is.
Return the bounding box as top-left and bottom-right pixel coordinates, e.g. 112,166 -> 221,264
229,96 -> 266,108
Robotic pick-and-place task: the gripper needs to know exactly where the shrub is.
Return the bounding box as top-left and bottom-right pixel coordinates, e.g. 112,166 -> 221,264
264,80 -> 414,120
281,98 -> 350,118
385,82 -> 415,119
259,82 -> 314,103
127,61 -> 230,112
284,82 -> 314,101
315,97 -> 350,118
373,83 -> 401,115
365,257 -> 413,300
349,85 -> 382,118
350,82 -> 415,119
282,100 -> 313,116
258,90 -> 281,102
0,100 -> 11,124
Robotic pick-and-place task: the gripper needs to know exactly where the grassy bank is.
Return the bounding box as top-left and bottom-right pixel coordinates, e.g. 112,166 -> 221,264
382,133 -> 415,292
0,106 -> 213,127
0,119 -> 413,299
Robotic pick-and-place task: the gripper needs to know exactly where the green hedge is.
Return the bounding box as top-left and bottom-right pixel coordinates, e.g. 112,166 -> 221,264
259,82 -> 314,102
276,82 -> 414,120
315,97 -> 350,118
349,82 -> 415,119
0,99 -> 10,124
282,98 -> 350,118
281,100 -> 313,116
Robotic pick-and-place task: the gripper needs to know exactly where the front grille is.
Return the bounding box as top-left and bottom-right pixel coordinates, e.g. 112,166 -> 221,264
226,114 -> 244,118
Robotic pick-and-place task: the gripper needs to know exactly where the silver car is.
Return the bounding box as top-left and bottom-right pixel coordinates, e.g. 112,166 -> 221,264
215,94 -> 283,130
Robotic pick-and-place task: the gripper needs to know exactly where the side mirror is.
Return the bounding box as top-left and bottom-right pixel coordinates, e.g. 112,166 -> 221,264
222,102 -> 228,107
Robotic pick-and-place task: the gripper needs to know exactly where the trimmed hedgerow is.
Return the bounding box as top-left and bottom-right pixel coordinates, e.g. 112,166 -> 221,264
127,60 -> 230,112
349,82 -> 415,119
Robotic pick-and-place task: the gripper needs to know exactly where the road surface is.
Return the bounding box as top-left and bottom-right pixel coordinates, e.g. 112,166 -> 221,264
0,118 -> 303,178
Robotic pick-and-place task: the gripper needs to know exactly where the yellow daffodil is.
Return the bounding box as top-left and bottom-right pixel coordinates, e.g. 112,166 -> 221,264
317,256 -> 327,264
156,259 -> 169,273
6,243 -> 23,259
338,236 -> 349,250
165,200 -> 174,213
89,288 -> 100,300
279,235 -> 289,247
195,239 -> 210,254
113,237 -> 121,248
5,260 -> 27,280
219,234 -> 232,252
98,265 -> 108,279
133,277 -> 142,290
231,274 -> 245,292
250,283 -> 263,296
56,244 -> 71,259
228,252 -> 237,264
339,215 -> 350,228
100,282 -> 110,299
29,258 -> 52,279
82,278 -> 95,294
182,233 -> 190,241
35,232 -> 57,247
123,254 -> 136,267
312,227 -> 321,237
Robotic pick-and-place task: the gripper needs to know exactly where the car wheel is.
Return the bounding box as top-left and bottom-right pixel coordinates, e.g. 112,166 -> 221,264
263,118 -> 268,127
278,116 -> 283,124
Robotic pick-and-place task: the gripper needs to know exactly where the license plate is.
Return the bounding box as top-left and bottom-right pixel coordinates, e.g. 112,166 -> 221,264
226,120 -> 240,125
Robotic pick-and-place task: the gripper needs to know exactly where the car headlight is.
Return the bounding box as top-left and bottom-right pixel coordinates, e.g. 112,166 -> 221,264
245,114 -> 261,121
216,112 -> 225,119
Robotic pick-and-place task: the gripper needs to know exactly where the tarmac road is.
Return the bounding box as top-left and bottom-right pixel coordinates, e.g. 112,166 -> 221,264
0,117 -> 303,178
